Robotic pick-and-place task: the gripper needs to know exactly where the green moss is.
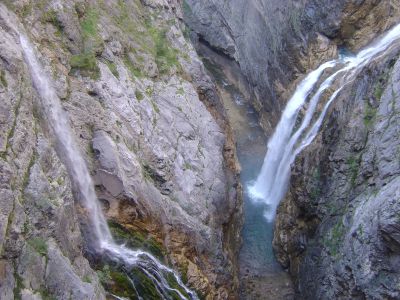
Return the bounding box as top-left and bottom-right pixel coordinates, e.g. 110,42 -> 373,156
22,152 -> 36,192
150,27 -> 180,74
145,86 -> 154,96
129,267 -> 160,300
28,237 -> 48,256
82,275 -> 92,283
70,53 -> 100,79
80,8 -> 99,42
0,70 -> 8,88
165,272 -> 190,299
324,218 -> 345,257
309,168 -> 321,200
151,100 -> 160,114
38,287 -> 56,300
108,220 -> 166,260
21,2 -> 34,18
135,90 -> 144,101
374,84 -> 384,100
364,102 -> 377,127
41,9 -> 63,34
123,54 -> 144,79
177,87 -> 184,96
97,263 -> 160,300
104,60 -> 119,78
347,156 -> 359,187
13,271 -> 24,300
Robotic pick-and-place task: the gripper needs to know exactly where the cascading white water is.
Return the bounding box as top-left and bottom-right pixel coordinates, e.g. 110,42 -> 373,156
20,34 -> 197,300
249,24 -> 400,222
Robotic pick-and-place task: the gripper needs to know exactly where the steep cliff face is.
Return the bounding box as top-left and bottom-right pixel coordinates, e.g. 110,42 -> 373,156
0,1 -> 241,299
184,0 -> 400,131
274,44 -> 400,299
185,0 -> 400,299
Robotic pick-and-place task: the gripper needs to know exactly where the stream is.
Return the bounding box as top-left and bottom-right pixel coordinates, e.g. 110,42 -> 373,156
199,44 -> 294,300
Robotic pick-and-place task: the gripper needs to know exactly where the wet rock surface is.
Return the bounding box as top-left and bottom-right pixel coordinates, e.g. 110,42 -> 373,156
274,46 -> 400,298
184,0 -> 400,132
185,1 -> 400,299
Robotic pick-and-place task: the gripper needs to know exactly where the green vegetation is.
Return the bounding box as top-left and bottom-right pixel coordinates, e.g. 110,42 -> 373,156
123,53 -> 144,78
97,264 -> 139,300
309,186 -> 321,200
146,86 -> 154,96
70,53 -> 100,79
374,84 -> 384,100
38,287 -> 56,300
1,98 -> 22,160
22,152 -> 36,192
151,100 -> 160,114
347,155 -> 359,187
0,70 -> 8,88
357,223 -> 364,237
363,102 -> 377,127
177,87 -> 185,95
97,262 -> 178,300
28,237 -> 48,256
309,168 -> 321,200
41,9 -> 63,34
108,220 -> 166,260
151,28 -> 180,74
13,272 -> 24,300
69,6 -> 102,79
129,267 -> 160,300
165,272 -> 190,299
80,8 -> 101,51
135,90 -> 144,101
183,162 -> 192,170
323,218 -> 346,257
82,275 -> 92,283
104,60 -> 119,78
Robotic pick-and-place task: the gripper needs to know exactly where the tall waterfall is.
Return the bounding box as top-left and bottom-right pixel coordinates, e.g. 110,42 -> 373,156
20,34 -> 197,300
249,24 -> 400,222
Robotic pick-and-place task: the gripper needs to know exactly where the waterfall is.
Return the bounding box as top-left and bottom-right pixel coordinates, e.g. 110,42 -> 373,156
249,24 -> 400,222
20,34 -> 197,300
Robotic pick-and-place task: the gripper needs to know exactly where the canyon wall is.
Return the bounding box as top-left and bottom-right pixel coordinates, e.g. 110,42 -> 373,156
184,0 -> 400,131
0,0 -> 241,298
185,0 -> 400,298
273,40 -> 400,299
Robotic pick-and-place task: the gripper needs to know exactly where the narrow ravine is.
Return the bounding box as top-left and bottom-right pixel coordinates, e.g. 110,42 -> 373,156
198,44 -> 294,300
199,22 -> 400,300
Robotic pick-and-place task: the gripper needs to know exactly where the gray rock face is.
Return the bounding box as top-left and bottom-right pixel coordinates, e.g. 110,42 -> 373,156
184,0 -> 400,298
0,0 -> 241,299
184,0 -> 400,131
273,45 -> 400,298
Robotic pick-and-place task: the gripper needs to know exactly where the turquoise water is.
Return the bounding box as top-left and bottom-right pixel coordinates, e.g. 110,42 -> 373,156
234,102 -> 282,275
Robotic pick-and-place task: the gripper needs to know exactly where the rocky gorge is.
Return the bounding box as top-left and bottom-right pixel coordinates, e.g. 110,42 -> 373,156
0,0 -> 400,299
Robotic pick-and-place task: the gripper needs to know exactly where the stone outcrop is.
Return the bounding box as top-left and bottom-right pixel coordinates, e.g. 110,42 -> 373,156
185,0 -> 400,298
0,0 -> 241,299
274,39 -> 400,299
184,0 -> 400,132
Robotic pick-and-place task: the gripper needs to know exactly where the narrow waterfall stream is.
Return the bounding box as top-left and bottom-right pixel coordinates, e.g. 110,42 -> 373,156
199,22 -> 400,300
20,34 -> 197,300
198,44 -> 294,299
249,23 -> 400,222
